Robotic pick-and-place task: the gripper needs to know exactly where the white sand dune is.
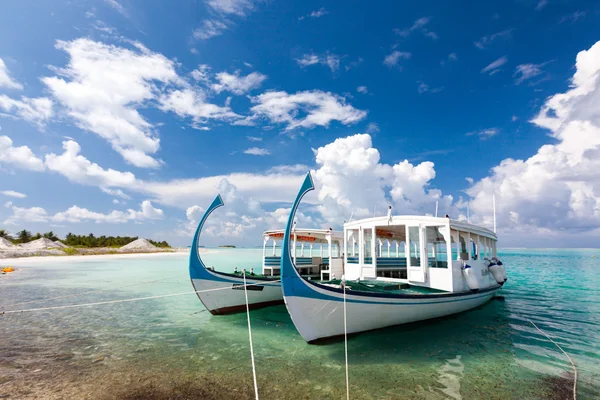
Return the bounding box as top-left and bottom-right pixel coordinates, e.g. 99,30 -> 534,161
53,240 -> 70,248
20,238 -> 63,250
0,237 -> 16,249
120,238 -> 157,250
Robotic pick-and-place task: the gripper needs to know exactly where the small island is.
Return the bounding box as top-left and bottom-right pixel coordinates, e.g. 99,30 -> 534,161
218,245 -> 237,248
0,229 -> 176,259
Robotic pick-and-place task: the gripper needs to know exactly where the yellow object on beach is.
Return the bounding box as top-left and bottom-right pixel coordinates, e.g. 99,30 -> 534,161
1,266 -> 14,273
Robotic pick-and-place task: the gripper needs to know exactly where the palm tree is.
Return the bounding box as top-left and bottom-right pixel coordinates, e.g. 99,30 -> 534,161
0,229 -> 11,240
17,229 -> 32,243
43,231 -> 59,241
65,232 -> 75,246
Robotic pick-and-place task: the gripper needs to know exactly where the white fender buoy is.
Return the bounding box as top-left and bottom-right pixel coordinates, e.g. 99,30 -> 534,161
492,258 -> 508,283
488,263 -> 505,285
499,265 -> 507,282
462,263 -> 479,292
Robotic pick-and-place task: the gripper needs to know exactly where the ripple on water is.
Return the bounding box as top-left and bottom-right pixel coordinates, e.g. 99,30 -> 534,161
1,249 -> 599,399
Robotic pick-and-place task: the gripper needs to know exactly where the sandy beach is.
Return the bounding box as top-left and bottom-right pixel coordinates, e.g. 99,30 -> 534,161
0,248 -> 217,264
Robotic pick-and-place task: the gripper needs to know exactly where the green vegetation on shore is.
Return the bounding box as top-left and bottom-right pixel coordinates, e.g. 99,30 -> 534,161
0,229 -> 59,244
0,229 -> 171,248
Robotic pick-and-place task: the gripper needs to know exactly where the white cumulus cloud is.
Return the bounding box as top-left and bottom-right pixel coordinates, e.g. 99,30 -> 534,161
296,53 -> 342,72
244,147 -> 270,156
0,190 -> 27,198
0,135 -> 45,171
45,140 -> 137,189
193,19 -> 229,40
383,51 -> 411,67
159,88 -> 239,125
244,90 -> 367,130
206,0 -> 254,16
212,71 -> 267,94
0,58 -> 23,90
0,95 -> 53,128
42,38 -> 179,168
53,200 -> 163,223
313,133 -> 454,223
467,40 -> 600,237
3,205 -> 49,225
193,0 -> 258,40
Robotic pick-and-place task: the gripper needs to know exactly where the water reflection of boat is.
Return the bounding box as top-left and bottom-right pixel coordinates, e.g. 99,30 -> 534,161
280,173 -> 507,343
189,194 -> 342,315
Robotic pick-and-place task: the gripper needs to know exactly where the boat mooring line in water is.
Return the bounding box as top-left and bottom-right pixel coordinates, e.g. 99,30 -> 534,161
1,276 -> 183,309
0,281 -> 281,315
243,271 -> 260,400
343,280 -> 350,400
528,319 -> 577,400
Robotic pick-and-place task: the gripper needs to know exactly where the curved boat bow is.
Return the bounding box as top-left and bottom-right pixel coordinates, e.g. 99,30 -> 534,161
189,195 -> 283,315
189,195 -> 225,283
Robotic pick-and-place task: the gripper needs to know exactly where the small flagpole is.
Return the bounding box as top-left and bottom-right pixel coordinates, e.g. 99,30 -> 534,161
435,201 -> 439,217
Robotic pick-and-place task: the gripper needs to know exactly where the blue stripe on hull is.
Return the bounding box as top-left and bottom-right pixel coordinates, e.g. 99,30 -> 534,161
284,288 -> 498,306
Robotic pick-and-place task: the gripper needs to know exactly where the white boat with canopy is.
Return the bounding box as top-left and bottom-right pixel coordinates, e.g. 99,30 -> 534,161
280,173 -> 507,343
189,195 -> 343,315
262,228 -> 344,281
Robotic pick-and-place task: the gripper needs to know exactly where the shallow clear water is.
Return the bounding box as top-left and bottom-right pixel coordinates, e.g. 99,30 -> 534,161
1,249 -> 599,399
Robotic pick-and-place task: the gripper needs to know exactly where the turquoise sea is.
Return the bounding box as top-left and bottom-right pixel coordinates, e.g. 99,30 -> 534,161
1,248 -> 599,399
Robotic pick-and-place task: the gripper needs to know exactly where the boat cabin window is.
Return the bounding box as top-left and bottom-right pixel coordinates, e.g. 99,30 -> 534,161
346,229 -> 359,263
264,237 -> 281,257
330,242 -> 341,258
408,226 -> 421,267
425,226 -> 448,268
364,228 -> 373,264
450,233 -> 459,260
471,236 -> 478,260
397,240 -> 406,257
273,241 -> 281,257
459,235 -> 468,260
369,226 -> 406,279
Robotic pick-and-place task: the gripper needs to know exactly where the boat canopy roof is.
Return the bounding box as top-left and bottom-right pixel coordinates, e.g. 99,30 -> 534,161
263,228 -> 343,244
344,216 -> 497,241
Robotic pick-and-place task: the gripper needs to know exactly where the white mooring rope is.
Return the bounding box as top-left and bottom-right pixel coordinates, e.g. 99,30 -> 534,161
0,280 -> 280,315
243,270 -> 260,400
528,319 -> 577,400
2,276 -> 181,309
343,280 -> 350,400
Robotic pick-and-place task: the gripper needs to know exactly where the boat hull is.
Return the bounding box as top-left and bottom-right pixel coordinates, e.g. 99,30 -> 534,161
191,274 -> 283,315
284,282 -> 499,342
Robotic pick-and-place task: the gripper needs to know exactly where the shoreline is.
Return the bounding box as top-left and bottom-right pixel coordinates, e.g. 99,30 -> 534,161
0,248 -> 217,264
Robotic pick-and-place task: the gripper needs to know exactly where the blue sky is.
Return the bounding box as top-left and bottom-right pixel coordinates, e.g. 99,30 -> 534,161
1,0 -> 599,247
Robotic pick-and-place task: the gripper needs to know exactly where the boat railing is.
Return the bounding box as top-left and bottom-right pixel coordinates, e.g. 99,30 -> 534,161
263,256 -> 330,278
346,256 -> 438,268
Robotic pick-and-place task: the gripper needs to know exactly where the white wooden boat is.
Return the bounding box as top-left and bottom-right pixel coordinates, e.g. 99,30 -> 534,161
280,173 -> 506,343
189,194 -> 343,315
